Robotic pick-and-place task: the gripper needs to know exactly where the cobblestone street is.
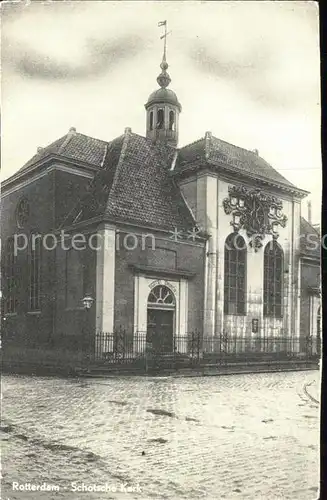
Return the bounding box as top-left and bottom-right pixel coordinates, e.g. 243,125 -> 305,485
1,370 -> 320,499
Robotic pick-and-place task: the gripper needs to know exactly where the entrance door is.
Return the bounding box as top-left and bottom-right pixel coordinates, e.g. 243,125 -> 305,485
147,309 -> 174,353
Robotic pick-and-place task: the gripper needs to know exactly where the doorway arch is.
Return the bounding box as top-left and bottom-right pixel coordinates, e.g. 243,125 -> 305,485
147,285 -> 176,353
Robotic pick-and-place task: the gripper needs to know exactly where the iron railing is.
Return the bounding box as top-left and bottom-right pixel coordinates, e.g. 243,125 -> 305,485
94,330 -> 320,364
2,328 -> 320,371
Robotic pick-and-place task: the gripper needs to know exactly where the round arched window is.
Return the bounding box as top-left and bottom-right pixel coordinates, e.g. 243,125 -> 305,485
16,198 -> 30,229
148,285 -> 175,306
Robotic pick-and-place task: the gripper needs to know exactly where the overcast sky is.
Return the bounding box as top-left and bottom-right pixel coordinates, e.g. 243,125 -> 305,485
1,1 -> 321,223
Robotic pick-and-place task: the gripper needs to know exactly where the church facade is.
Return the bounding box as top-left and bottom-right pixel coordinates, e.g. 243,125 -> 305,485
1,48 -> 321,361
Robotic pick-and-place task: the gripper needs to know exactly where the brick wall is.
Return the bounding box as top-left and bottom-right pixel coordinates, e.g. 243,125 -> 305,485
1,166 -> 94,348
54,241 -> 96,349
1,172 -> 56,345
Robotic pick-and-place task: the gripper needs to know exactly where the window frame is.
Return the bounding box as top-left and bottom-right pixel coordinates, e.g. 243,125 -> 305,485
263,240 -> 284,318
149,110 -> 154,130
156,108 -> 164,129
169,110 -> 175,131
5,237 -> 17,314
29,233 -> 42,312
224,233 -> 247,316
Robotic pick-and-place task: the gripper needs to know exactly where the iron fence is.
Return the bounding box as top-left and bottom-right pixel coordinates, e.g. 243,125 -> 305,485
94,330 -> 320,365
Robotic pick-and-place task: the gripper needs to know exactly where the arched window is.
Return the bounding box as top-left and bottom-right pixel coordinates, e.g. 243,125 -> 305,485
169,110 -> 175,131
156,108 -> 164,129
149,111 -> 154,130
148,285 -> 175,307
29,234 -> 41,311
224,234 -> 246,315
5,237 -> 17,313
263,241 -> 283,317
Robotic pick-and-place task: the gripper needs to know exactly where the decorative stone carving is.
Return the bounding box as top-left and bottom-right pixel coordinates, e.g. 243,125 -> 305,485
223,185 -> 287,251
16,198 -> 30,229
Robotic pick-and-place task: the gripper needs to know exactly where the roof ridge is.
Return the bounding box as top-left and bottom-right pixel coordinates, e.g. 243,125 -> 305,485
58,132 -> 73,153
59,135 -> 126,228
105,130 -> 132,212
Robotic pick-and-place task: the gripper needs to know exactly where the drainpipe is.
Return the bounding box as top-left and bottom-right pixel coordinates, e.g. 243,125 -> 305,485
289,200 -> 295,342
203,236 -> 210,341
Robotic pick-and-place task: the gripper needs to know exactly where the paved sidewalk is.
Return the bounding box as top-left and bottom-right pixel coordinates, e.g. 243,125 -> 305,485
2,370 -> 320,499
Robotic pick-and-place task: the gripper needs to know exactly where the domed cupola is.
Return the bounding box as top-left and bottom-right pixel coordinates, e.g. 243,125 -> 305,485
145,22 -> 181,147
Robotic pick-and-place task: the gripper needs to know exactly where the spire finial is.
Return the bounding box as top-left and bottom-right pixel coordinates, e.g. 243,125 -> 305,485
157,21 -> 171,88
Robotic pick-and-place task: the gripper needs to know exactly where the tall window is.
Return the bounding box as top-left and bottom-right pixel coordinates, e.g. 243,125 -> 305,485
157,108 -> 164,129
224,234 -> 246,315
263,241 -> 283,317
5,238 -> 17,313
169,110 -> 175,131
149,111 -> 154,130
29,234 -> 41,311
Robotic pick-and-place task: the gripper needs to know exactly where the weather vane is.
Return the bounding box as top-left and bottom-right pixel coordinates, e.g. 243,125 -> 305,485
158,20 -> 172,61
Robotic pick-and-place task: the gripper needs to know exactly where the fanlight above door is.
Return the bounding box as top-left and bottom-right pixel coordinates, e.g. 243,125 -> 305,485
148,285 -> 175,306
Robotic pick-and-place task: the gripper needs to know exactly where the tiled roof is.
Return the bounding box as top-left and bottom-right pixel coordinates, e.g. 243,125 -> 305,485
17,131 -> 108,174
68,135 -> 125,224
17,135 -> 68,173
14,126 -> 307,233
176,134 -> 304,192
105,133 -> 194,230
300,217 -> 320,260
63,131 -> 196,232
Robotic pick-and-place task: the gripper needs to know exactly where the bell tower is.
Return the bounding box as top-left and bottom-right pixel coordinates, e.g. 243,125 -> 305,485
145,21 -> 182,147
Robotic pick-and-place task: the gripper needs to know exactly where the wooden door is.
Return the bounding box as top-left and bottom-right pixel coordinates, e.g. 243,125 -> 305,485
147,309 -> 174,353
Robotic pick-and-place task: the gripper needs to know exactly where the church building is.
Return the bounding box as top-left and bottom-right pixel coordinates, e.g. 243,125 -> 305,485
1,40 -> 321,362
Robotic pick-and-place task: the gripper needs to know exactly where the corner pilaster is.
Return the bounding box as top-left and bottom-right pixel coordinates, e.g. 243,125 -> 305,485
95,223 -> 116,334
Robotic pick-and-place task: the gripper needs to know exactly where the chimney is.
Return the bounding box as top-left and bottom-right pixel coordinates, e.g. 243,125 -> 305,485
69,127 -> 77,135
253,149 -> 259,156
307,200 -> 312,224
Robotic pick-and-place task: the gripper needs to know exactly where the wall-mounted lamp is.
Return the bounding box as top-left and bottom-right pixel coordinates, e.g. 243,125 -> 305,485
82,295 -> 94,310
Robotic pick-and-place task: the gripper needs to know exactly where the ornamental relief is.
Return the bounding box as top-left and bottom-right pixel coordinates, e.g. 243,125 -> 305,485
222,185 -> 287,251
16,197 -> 30,229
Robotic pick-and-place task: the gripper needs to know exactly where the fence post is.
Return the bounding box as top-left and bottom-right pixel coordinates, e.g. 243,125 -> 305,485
305,335 -> 313,358
220,332 -> 228,365
145,340 -> 153,374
